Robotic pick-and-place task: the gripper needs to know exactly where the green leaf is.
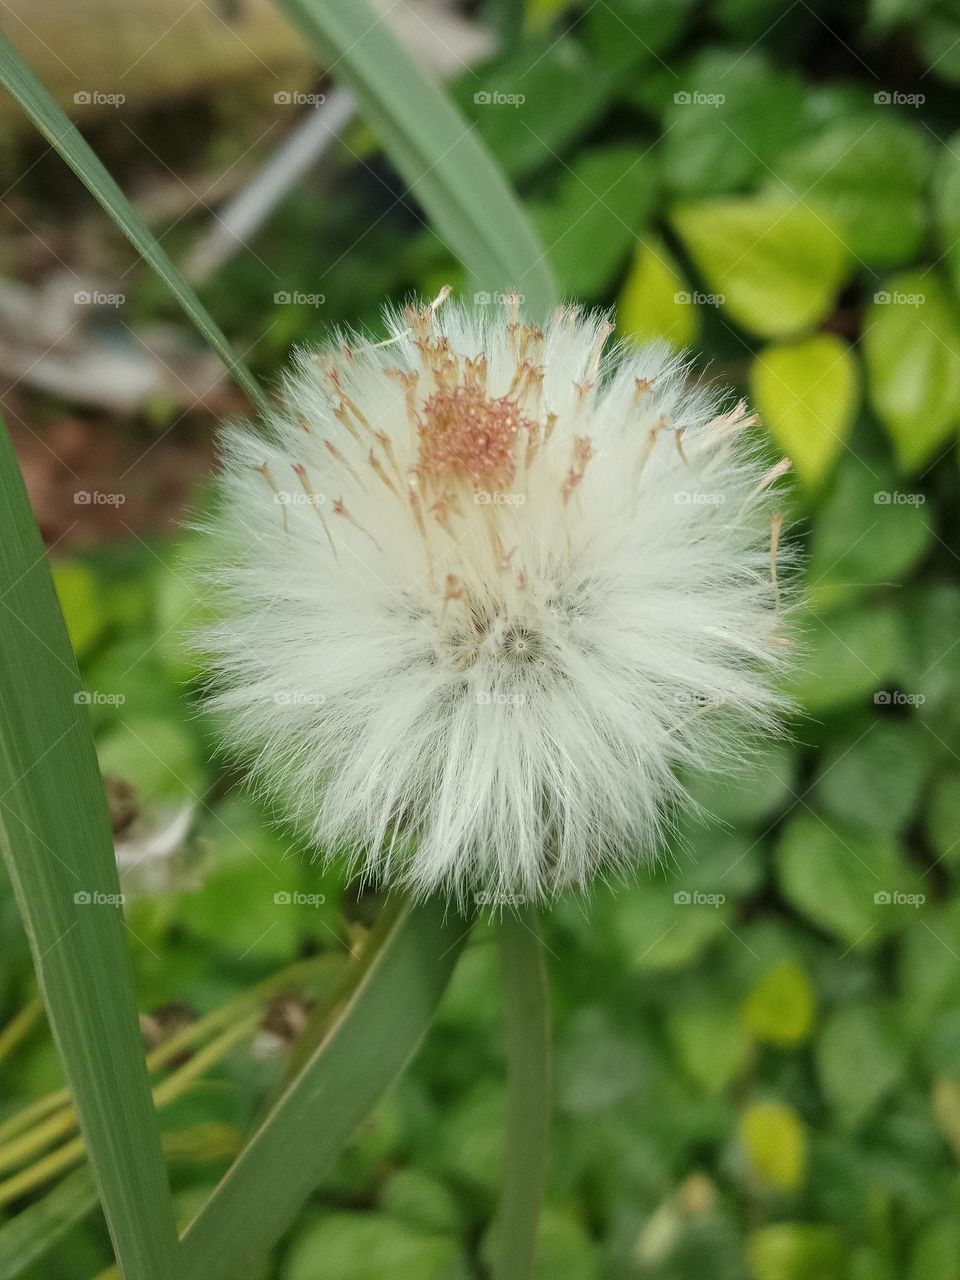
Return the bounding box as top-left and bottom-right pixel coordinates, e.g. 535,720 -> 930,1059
554,1009 -> 644,1115
670,198 -> 849,338
50,562 -> 105,661
815,721 -> 929,834
742,961 -> 815,1046
749,1224 -> 844,1280
493,907 -> 551,1280
751,335 -> 859,487
899,584 -> 960,710
282,1212 -> 466,1280
775,812 -> 921,948
788,601 -> 905,714
451,36 -> 616,184
583,0 -> 695,70
179,898 -> 468,1280
933,131 -> 960,300
766,119 -> 932,267
0,1165 -> 97,1280
910,1218 -> 960,1280
816,1005 -> 907,1127
806,461 -> 932,610
863,272 -> 960,470
381,1168 -> 463,1236
0,416 -> 180,1278
483,1205 -> 600,1280
684,744 -> 795,826
661,49 -> 806,198
0,33 -> 266,414
740,1102 -> 807,1190
618,236 -> 700,350
530,145 -> 658,298
666,1001 -> 748,1093
928,771 -> 960,867
274,0 -> 557,317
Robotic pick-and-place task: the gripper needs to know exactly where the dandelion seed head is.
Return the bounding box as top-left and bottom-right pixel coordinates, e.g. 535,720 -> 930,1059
201,294 -> 793,906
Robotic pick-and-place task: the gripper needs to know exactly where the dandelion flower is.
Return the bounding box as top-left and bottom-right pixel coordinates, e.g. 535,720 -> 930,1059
202,293 -> 791,905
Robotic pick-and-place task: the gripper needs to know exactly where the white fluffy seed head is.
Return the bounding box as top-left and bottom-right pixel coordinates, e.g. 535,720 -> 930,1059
200,295 -> 793,907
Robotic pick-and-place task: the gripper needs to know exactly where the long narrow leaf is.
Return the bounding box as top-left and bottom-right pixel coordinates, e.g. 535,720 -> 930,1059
0,417 -> 180,1280
179,896 -> 468,1280
0,33 -> 268,414
494,906 -> 551,1280
274,0 -> 558,319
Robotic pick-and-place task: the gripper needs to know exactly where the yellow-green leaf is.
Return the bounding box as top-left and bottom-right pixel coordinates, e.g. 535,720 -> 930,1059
863,272 -> 960,470
618,236 -> 699,350
743,961 -> 816,1046
51,561 -> 103,660
751,334 -> 859,487
671,199 -> 849,338
740,1102 -> 807,1190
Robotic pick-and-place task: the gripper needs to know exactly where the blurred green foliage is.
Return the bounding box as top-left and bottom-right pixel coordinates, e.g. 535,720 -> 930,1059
4,0 -> 960,1277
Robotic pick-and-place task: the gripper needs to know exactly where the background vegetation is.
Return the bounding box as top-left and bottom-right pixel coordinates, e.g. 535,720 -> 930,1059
2,0 -> 960,1276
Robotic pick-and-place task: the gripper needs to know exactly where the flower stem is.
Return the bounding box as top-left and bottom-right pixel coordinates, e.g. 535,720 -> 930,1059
494,904 -> 551,1280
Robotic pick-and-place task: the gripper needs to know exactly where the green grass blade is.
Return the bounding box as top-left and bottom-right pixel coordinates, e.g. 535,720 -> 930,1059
0,417 -> 180,1280
179,897 -> 468,1280
494,906 -> 551,1280
0,1166 -> 97,1280
274,0 -> 558,319
0,33 -> 268,414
